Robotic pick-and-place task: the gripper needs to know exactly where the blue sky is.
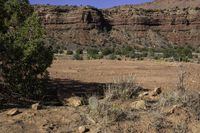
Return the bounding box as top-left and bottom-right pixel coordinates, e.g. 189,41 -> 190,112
30,0 -> 153,8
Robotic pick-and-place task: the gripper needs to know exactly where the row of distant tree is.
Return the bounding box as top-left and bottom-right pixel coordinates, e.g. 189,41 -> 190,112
57,45 -> 195,62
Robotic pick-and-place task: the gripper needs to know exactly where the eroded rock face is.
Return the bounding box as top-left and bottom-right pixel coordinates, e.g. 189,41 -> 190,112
34,4 -> 200,49
135,0 -> 200,9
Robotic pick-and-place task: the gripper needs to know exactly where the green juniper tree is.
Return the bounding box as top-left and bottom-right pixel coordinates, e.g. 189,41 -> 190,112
0,0 -> 53,99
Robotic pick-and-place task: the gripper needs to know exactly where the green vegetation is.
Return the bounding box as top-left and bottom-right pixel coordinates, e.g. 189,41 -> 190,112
73,53 -> 83,60
64,45 -> 194,62
102,47 -> 113,56
0,0 -> 53,100
87,48 -> 101,59
76,49 -> 83,54
163,47 -> 192,62
108,54 -> 117,60
66,50 -> 73,55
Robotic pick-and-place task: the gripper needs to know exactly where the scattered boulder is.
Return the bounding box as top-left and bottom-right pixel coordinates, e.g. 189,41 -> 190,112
143,96 -> 159,102
65,96 -> 83,107
7,108 -> 21,116
32,103 -> 42,110
138,92 -> 149,98
78,126 -> 89,133
150,87 -> 162,96
130,100 -> 146,110
138,87 -> 162,99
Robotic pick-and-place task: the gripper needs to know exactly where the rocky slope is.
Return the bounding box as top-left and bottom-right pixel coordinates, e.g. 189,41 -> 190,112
135,0 -> 200,9
34,1 -> 200,49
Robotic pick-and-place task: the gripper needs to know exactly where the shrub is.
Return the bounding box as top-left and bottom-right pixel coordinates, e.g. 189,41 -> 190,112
102,47 -> 113,56
87,48 -> 99,59
104,75 -> 140,101
0,1 -> 53,100
76,49 -> 83,54
66,50 -> 73,55
114,47 -> 122,55
88,96 -> 126,125
198,58 -> 200,64
73,53 -> 83,60
126,51 -> 135,58
87,48 -> 99,55
108,54 -> 117,60
58,49 -> 64,54
121,46 -> 134,56
163,47 -> 192,62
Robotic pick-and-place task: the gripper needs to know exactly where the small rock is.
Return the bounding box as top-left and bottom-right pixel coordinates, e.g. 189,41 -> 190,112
7,108 -> 21,116
79,126 -> 86,133
138,92 -> 149,98
143,96 -> 159,102
150,87 -> 162,96
130,100 -> 146,110
154,87 -> 162,94
78,126 -> 89,133
66,96 -> 83,107
32,103 -> 42,110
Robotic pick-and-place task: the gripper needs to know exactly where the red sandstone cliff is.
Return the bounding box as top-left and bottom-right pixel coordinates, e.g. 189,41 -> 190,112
34,1 -> 200,49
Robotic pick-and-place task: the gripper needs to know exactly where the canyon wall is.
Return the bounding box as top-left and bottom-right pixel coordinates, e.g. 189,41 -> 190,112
34,4 -> 200,49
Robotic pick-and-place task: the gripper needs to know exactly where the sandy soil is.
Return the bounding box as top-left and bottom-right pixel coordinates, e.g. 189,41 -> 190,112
49,59 -> 200,91
1,59 -> 200,133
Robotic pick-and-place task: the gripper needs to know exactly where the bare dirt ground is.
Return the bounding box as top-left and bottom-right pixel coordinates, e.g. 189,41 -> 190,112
1,59 -> 200,133
49,59 -> 200,91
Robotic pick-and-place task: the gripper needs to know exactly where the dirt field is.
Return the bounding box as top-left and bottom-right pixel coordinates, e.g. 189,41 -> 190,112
1,59 -> 200,133
49,59 -> 200,91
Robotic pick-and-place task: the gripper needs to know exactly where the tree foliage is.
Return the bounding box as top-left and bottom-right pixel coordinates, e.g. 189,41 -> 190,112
0,0 -> 53,99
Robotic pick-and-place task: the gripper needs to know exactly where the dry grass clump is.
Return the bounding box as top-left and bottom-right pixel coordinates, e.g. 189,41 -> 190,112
158,65 -> 200,120
151,116 -> 173,132
88,96 -> 126,125
104,74 -> 141,101
150,115 -> 189,133
86,68 -> 200,132
186,92 -> 200,120
87,75 -> 141,128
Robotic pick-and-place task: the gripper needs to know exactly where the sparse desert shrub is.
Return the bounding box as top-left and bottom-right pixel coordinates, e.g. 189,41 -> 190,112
193,54 -> 198,59
163,47 -> 192,62
88,76 -> 141,127
159,66 -> 188,108
102,47 -> 113,56
108,54 -> 117,60
87,48 -> 99,55
58,49 -> 64,54
147,48 -> 155,58
73,53 -> 83,60
186,92 -> 200,120
76,49 -> 83,54
151,117 -> 173,132
158,89 -> 188,108
126,51 -> 135,58
158,66 -> 200,120
197,58 -> 200,64
173,123 -> 188,133
97,53 -> 104,59
87,48 -> 99,59
141,51 -> 148,57
88,96 -> 127,125
66,50 -> 73,55
121,46 -> 135,56
104,75 -> 141,101
114,47 -> 122,55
